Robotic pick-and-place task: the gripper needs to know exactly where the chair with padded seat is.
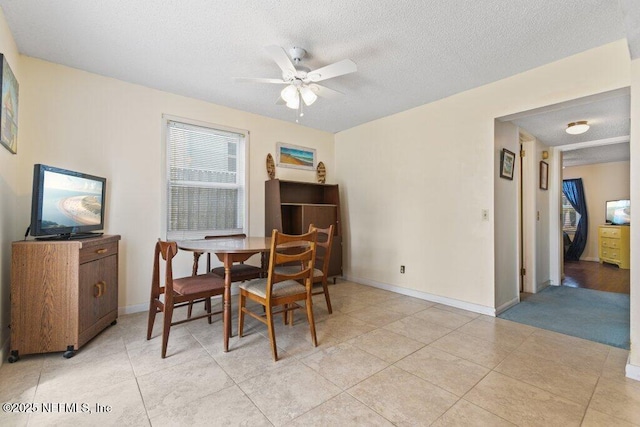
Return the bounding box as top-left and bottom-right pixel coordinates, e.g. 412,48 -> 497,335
191,234 -> 264,280
188,234 -> 264,318
147,240 -> 226,358
274,224 -> 334,314
238,229 -> 318,361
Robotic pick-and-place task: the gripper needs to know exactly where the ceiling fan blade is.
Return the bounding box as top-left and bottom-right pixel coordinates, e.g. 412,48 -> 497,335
310,84 -> 344,99
233,77 -> 286,84
307,59 -> 357,82
275,96 -> 286,105
264,45 -> 297,79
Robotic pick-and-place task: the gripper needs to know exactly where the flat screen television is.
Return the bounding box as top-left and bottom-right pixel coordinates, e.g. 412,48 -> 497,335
30,164 -> 107,240
605,199 -> 630,225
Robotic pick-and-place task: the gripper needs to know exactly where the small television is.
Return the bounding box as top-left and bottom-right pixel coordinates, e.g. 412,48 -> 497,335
30,164 -> 107,240
605,199 -> 630,225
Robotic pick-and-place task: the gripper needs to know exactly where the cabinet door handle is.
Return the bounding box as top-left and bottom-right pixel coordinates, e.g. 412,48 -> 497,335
96,248 -> 108,254
94,281 -> 106,298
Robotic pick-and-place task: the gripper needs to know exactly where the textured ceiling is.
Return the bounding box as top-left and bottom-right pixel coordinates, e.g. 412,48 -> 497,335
562,142 -> 630,168
502,88 -> 630,167
0,0 -> 634,134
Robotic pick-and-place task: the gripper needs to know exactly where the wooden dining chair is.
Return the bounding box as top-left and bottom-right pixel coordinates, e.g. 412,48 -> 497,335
188,234 -> 264,319
275,224 -> 334,314
191,234 -> 264,280
147,240 -> 225,358
238,229 -> 318,361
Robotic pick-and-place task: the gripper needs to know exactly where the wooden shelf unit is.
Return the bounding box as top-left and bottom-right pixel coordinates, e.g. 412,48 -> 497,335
265,179 -> 342,278
9,235 -> 121,361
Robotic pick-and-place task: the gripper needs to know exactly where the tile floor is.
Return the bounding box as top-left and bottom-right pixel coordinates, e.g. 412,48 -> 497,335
1,280 -> 639,426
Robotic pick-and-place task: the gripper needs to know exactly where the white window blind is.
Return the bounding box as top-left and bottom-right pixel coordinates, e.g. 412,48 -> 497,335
166,119 -> 247,240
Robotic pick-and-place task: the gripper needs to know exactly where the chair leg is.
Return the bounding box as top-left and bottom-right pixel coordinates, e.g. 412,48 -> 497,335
322,280 -> 333,314
238,293 -> 246,338
305,295 -> 318,347
266,305 -> 278,361
282,303 -> 288,325
288,304 -> 295,326
205,297 -> 212,324
161,303 -> 173,359
147,300 -> 157,340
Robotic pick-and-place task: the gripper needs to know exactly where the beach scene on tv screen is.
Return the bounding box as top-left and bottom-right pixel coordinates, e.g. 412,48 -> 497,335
41,171 -> 102,229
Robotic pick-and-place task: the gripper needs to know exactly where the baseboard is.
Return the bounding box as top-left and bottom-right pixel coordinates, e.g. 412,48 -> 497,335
495,297 -> 520,316
536,280 -> 552,293
626,358 -> 640,382
581,256 -> 599,262
119,303 -> 148,316
343,274 -> 495,316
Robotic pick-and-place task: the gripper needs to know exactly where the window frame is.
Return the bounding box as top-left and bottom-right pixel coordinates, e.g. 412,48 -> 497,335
162,114 -> 250,240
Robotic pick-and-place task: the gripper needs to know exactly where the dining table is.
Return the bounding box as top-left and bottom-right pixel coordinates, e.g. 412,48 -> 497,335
177,236 -> 271,352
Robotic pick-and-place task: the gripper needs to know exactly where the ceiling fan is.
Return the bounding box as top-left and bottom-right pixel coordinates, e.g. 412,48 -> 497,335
235,45 -> 357,114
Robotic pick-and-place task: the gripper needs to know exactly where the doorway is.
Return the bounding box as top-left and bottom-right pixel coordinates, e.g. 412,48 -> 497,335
495,88 -> 631,349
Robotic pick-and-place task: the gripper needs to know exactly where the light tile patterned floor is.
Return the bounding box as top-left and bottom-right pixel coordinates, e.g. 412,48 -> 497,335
1,280 -> 639,426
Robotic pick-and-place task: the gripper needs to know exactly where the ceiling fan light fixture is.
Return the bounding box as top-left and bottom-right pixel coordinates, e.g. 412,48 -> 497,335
299,86 -> 318,106
566,121 -> 589,135
281,85 -> 298,103
285,94 -> 300,110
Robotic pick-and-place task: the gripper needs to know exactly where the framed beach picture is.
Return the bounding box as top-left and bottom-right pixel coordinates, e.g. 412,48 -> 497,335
276,142 -> 316,171
499,148 -> 515,180
0,53 -> 19,154
540,161 -> 548,190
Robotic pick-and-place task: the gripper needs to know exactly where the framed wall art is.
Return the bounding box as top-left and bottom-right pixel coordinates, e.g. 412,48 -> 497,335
0,53 -> 19,154
499,148 -> 515,180
276,142 -> 316,171
539,161 -> 548,190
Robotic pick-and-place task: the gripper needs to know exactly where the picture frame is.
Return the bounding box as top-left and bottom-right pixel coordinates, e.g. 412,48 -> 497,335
0,53 -> 19,154
276,142 -> 316,170
539,161 -> 548,190
499,148 -> 515,180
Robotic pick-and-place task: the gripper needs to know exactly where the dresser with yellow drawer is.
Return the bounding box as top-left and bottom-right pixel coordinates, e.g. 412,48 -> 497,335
598,225 -> 630,269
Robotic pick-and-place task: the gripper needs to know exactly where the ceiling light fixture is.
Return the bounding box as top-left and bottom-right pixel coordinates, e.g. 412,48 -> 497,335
280,84 -> 318,110
566,121 -> 589,135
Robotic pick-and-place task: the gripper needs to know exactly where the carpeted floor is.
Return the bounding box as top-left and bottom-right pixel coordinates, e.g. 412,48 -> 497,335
499,285 -> 630,349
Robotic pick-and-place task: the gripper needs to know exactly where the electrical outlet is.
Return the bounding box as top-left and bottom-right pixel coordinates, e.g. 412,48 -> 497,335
482,209 -> 489,221
400,265 -> 405,274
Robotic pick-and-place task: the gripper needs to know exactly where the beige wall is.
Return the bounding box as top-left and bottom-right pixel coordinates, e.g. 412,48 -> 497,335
563,161 -> 630,261
0,8 -> 22,361
335,40 -> 631,311
494,120 -> 519,310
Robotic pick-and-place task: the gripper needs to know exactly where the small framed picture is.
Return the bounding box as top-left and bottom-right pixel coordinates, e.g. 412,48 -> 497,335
499,148 -> 515,180
539,161 -> 548,190
276,142 -> 316,171
0,54 -> 19,154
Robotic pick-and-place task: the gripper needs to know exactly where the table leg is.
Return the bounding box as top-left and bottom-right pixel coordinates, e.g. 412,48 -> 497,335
223,254 -> 232,352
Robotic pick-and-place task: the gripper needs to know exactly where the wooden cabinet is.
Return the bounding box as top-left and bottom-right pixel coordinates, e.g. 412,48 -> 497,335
9,235 -> 120,361
598,225 -> 629,269
265,179 -> 342,278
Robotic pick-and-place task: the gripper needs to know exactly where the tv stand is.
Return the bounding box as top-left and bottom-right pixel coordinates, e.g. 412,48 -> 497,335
35,232 -> 104,241
9,235 -> 120,361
